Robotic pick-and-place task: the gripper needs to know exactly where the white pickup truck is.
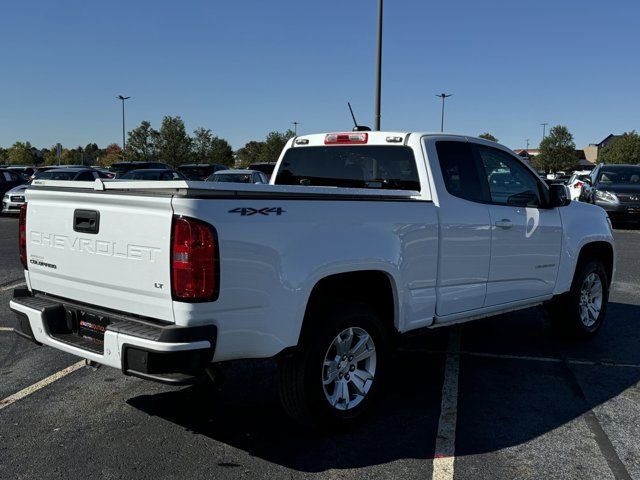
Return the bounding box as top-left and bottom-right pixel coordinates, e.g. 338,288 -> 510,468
10,131 -> 615,427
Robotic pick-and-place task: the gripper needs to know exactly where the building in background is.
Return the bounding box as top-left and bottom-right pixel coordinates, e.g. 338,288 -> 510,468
583,134 -> 622,163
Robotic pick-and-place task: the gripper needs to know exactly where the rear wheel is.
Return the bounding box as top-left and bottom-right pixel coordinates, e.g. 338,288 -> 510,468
278,303 -> 388,429
547,258 -> 609,338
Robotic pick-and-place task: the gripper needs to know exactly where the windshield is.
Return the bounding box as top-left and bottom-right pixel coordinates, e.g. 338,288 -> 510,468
274,146 -> 420,190
598,166 -> 640,185
178,166 -> 213,179
209,173 -> 253,183
35,170 -> 77,180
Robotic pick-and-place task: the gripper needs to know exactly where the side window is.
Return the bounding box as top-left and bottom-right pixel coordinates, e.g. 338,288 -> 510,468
435,141 -> 485,203
0,172 -> 8,182
477,146 -> 541,207
75,171 -> 95,181
260,173 -> 268,183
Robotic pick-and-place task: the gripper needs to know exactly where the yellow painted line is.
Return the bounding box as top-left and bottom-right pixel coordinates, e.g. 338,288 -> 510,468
0,361 -> 85,411
0,280 -> 26,292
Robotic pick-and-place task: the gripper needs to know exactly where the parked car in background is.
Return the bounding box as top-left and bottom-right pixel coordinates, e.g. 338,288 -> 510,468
109,162 -> 170,178
1,169 -> 28,213
29,165 -> 86,180
207,169 -> 269,184
176,163 -> 227,180
6,166 -> 34,179
579,164 -> 640,223
247,162 -> 278,180
2,184 -> 29,214
34,167 -> 112,181
567,170 -> 592,200
119,169 -> 186,181
91,167 -> 116,179
0,168 -> 28,196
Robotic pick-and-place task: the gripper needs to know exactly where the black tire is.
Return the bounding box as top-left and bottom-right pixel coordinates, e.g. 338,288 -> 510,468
277,302 -> 389,429
547,258 -> 609,338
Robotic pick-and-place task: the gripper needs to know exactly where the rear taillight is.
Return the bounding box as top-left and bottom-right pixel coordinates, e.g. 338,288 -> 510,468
575,181 -> 583,188
19,203 -> 28,269
171,216 -> 219,301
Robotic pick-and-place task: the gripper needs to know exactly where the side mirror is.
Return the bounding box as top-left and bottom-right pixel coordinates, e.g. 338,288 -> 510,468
583,177 -> 593,186
549,184 -> 571,207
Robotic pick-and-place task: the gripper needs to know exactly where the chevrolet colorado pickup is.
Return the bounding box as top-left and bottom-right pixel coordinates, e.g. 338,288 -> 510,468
10,132 -> 615,427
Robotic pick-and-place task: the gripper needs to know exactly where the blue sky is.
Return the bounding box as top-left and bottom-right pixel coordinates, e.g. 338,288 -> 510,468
1,0 -> 637,151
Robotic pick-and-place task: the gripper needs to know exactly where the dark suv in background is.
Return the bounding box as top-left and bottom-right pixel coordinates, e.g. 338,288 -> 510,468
579,164 -> 640,223
109,162 -> 170,178
176,163 -> 227,180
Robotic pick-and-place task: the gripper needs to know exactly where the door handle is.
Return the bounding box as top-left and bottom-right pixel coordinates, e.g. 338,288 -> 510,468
495,219 -> 513,229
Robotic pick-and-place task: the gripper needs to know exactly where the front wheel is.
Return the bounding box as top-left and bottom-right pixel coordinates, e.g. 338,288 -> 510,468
547,258 -> 609,338
277,303 -> 388,429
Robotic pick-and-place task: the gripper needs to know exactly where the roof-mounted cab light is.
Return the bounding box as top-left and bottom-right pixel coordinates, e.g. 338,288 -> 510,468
386,136 -> 403,143
295,138 -> 309,145
324,133 -> 368,145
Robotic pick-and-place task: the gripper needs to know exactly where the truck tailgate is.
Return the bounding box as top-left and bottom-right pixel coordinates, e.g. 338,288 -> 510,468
25,188 -> 174,322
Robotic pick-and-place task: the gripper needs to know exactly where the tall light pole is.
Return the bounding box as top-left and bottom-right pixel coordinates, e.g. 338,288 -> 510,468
526,139 -> 530,150
540,122 -> 548,143
117,95 -> 130,159
374,0 -> 383,131
436,93 -> 452,132
292,121 -> 299,135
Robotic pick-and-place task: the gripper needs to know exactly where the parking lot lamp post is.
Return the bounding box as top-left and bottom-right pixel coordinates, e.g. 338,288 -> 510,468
436,93 -> 452,132
540,122 -> 548,143
374,0 -> 383,131
117,95 -> 130,160
292,121 -> 299,135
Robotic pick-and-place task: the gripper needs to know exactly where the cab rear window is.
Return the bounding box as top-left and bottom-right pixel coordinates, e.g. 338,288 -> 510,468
274,146 -> 420,190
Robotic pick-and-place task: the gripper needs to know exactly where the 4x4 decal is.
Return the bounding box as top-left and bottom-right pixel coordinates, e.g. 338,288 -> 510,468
228,207 -> 285,216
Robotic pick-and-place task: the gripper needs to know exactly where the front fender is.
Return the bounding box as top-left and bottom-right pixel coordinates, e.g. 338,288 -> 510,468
554,201 -> 615,295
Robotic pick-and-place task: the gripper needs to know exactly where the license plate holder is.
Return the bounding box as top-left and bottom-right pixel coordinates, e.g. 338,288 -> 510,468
77,310 -> 110,344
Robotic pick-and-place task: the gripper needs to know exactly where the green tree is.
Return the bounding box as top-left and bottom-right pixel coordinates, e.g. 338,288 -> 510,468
97,143 -> 123,167
235,140 -> 266,167
191,127 -> 234,166
479,133 -> 498,142
262,129 -> 295,161
84,143 -> 100,165
7,141 -> 35,165
599,131 -> 640,164
0,147 -> 9,164
155,116 -> 192,166
533,125 -> 577,172
126,121 -> 159,161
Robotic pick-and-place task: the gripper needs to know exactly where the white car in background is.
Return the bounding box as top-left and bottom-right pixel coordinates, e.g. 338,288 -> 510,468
567,170 -> 592,200
2,184 -> 28,214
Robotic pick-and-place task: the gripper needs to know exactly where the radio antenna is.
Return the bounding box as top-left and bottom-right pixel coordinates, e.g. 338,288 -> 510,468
347,102 -> 371,132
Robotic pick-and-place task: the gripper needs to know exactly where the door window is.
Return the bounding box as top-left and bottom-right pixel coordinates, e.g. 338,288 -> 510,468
477,146 -> 542,207
435,141 -> 485,202
75,171 -> 95,181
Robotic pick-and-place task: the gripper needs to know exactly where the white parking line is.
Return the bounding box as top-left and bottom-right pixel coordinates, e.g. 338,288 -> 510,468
0,280 -> 26,292
0,327 -> 14,332
432,327 -> 461,480
0,361 -> 85,412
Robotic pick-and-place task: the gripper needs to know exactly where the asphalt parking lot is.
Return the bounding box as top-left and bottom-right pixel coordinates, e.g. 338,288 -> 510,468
1,214 -> 640,480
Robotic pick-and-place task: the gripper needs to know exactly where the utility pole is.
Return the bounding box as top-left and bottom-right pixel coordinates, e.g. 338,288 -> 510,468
292,121 -> 299,135
540,122 -> 548,143
436,93 -> 452,132
117,95 -> 131,159
374,0 -> 383,131
526,139 -> 530,150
